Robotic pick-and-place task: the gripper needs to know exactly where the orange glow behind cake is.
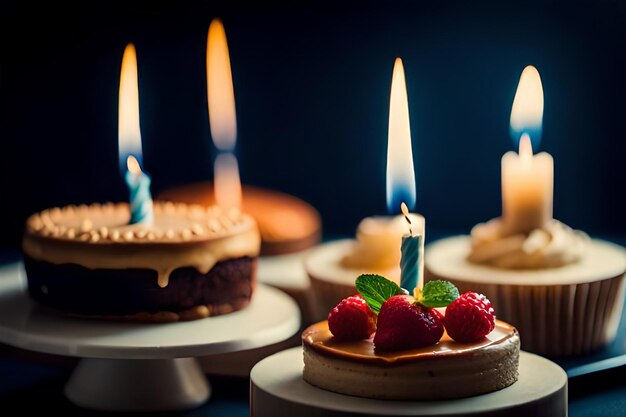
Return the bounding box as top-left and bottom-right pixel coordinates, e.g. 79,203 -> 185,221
158,182 -> 321,255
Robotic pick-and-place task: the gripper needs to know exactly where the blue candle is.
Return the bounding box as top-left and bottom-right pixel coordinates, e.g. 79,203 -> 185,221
399,202 -> 424,292
400,234 -> 421,291
125,156 -> 154,225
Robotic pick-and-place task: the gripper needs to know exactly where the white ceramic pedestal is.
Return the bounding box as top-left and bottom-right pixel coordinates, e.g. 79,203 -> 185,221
250,347 -> 568,417
65,357 -> 209,410
0,262 -> 300,411
258,251 -> 318,324
198,251 -> 313,377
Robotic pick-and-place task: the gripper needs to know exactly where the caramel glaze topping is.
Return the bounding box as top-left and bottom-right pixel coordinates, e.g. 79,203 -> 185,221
302,320 -> 518,365
24,202 -> 252,243
23,202 -> 261,288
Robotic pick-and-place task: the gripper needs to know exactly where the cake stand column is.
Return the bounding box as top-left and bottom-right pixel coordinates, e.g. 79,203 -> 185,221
65,357 -> 209,411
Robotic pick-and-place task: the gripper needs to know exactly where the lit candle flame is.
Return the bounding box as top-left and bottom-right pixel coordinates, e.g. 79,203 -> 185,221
519,133 -> 533,167
127,155 -> 142,175
214,153 -> 242,210
118,43 -> 143,173
510,65 -> 544,148
207,18 -> 237,151
386,58 -> 416,214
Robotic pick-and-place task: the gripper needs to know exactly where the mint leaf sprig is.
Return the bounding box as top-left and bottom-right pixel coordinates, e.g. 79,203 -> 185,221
414,280 -> 460,308
355,274 -> 460,314
355,274 -> 406,315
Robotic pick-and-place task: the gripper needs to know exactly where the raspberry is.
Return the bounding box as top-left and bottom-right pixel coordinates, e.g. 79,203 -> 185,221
328,295 -> 377,341
444,292 -> 496,342
373,295 -> 444,351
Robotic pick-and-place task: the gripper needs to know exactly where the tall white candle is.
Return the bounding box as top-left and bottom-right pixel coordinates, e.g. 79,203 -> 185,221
501,134 -> 553,236
501,66 -> 552,236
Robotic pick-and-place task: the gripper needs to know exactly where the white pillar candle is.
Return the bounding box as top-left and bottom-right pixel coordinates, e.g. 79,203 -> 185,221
501,134 -> 553,236
342,213 -> 423,270
501,65 -> 551,236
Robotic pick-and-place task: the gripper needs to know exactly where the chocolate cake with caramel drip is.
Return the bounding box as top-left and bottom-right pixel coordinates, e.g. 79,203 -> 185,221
22,202 -> 261,322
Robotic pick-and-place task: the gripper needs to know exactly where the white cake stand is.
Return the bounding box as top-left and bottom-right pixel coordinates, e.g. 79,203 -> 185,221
0,262 -> 300,412
197,252 -> 314,377
251,347 -> 568,417
258,251 -> 317,323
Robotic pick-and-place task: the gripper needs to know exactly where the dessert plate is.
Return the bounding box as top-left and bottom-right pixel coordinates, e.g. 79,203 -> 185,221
251,347 -> 567,417
0,262 -> 300,411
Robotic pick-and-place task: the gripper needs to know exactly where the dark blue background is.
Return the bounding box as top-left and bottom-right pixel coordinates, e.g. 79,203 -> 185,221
2,1 -> 625,248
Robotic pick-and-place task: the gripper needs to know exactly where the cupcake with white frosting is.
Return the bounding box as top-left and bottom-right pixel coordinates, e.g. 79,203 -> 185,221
426,65 -> 625,357
426,218 -> 624,357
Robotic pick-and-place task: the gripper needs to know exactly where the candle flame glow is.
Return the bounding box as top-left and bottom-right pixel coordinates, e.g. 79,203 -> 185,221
510,65 -> 544,149
127,155 -> 142,175
519,133 -> 533,167
207,18 -> 237,151
118,43 -> 143,174
386,58 -> 416,214
214,153 -> 242,210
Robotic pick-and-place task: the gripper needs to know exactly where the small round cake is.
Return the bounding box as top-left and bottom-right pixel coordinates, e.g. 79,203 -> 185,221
158,182 -> 322,255
302,319 -> 520,400
304,239 -> 400,322
22,202 -> 261,322
426,227 -> 626,356
305,215 -> 423,321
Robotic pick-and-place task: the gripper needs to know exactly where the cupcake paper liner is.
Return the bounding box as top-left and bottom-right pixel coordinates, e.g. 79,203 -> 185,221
425,236 -> 626,357
427,274 -> 624,356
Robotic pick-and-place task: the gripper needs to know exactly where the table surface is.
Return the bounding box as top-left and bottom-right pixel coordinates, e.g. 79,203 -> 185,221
0,235 -> 625,417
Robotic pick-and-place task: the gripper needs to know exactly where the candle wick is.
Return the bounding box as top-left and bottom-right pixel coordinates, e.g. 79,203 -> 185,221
519,133 -> 533,161
403,213 -> 413,235
405,216 -> 413,236
400,201 -> 413,236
